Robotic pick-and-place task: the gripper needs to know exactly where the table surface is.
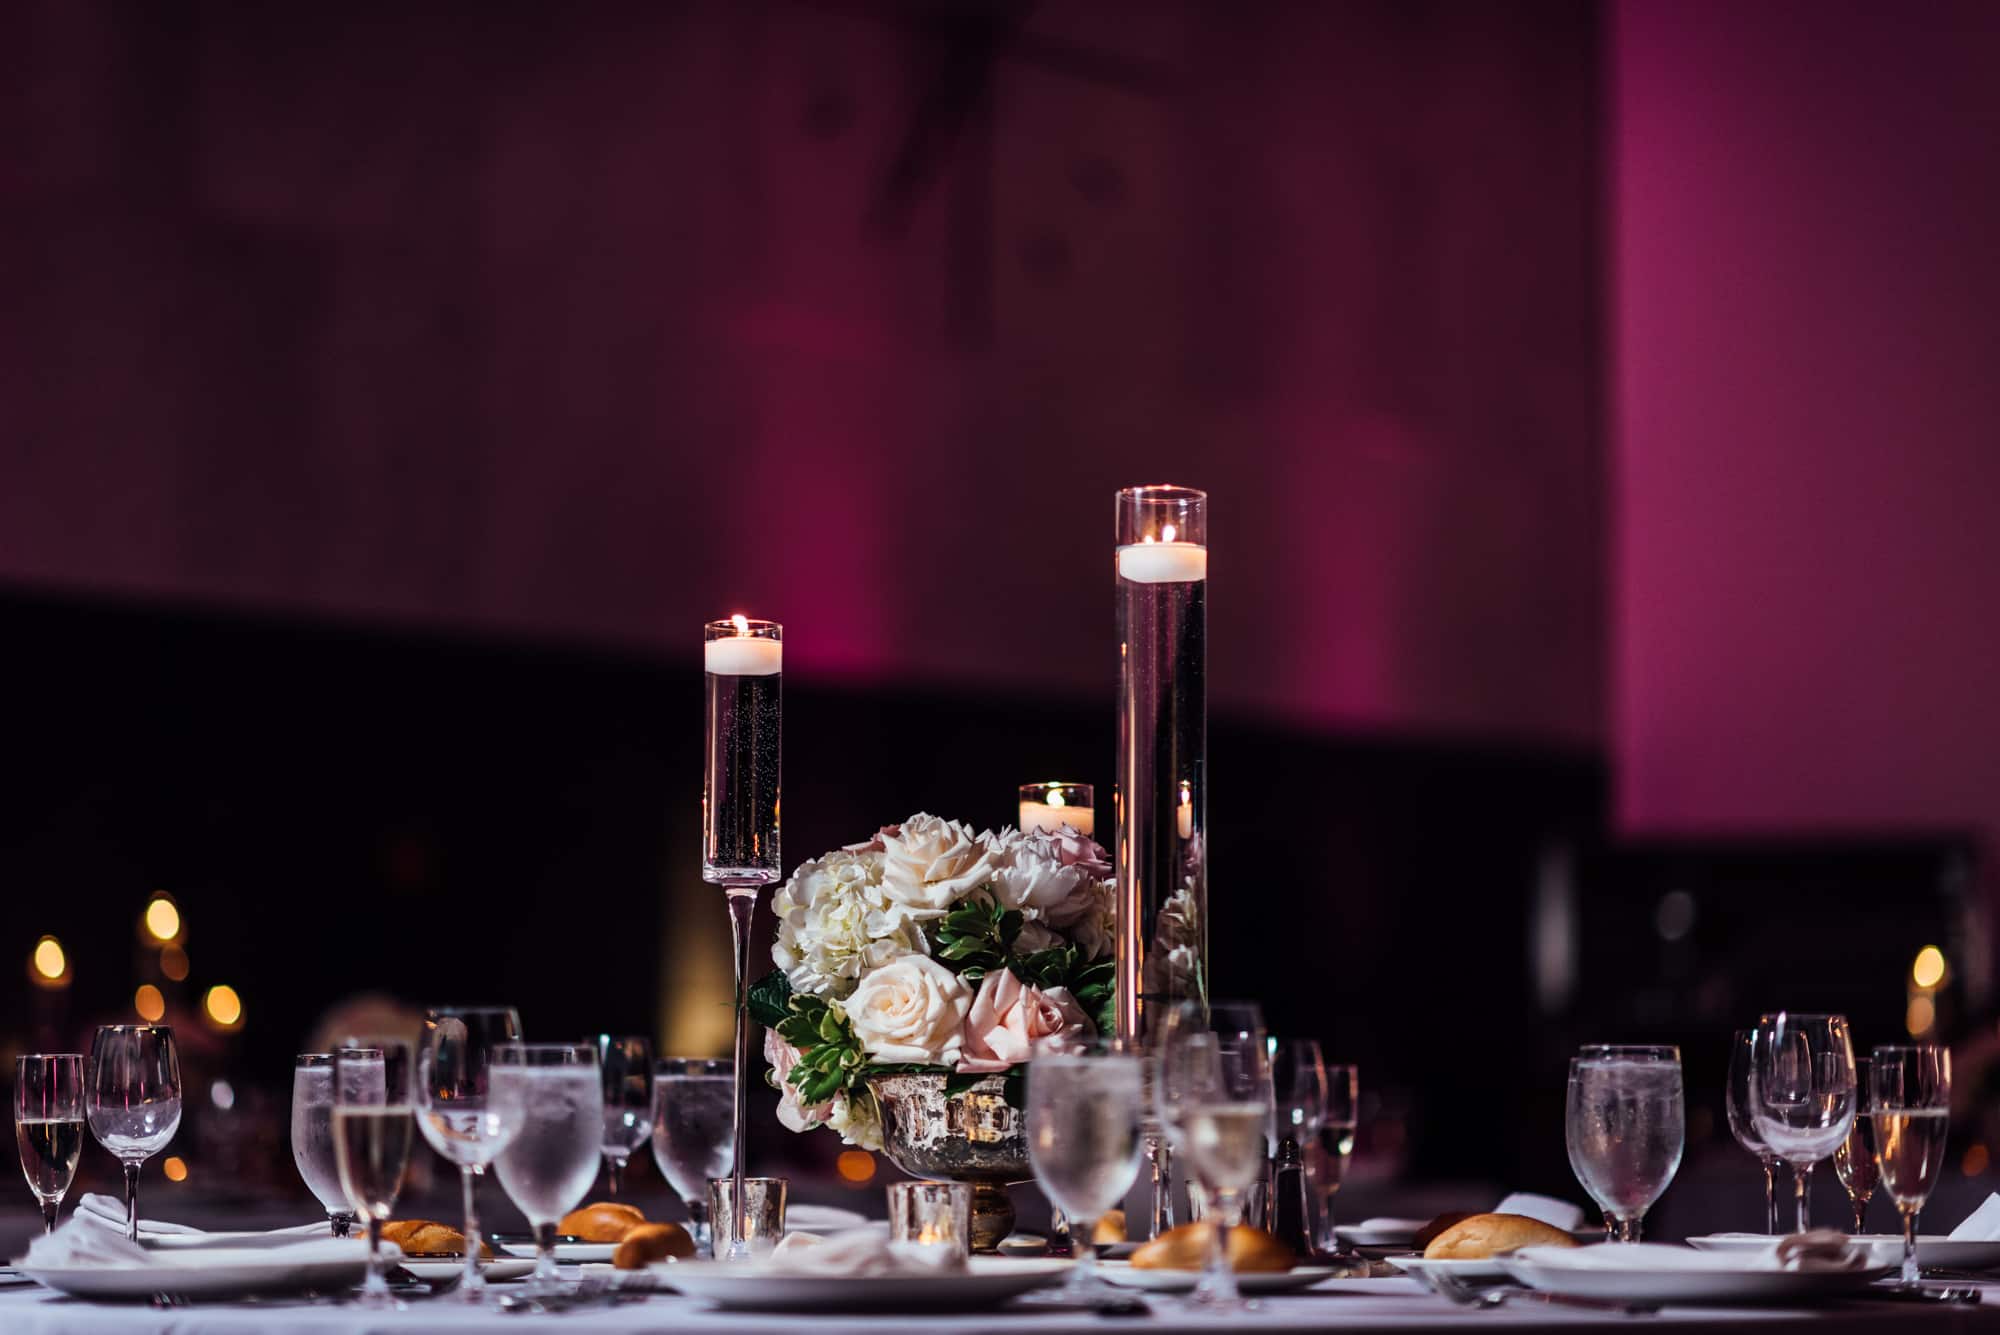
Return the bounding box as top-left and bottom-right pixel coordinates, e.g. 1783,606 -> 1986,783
6,1275 -> 2000,1335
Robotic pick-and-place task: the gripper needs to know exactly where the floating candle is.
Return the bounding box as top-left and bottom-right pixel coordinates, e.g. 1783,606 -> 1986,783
1116,540 -> 1207,584
1019,782 -> 1094,836
704,618 -> 783,675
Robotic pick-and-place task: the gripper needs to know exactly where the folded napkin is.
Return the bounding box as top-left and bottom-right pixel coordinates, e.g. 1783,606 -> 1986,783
1513,1235 -> 1868,1274
1493,1192 -> 1587,1233
73,1193 -> 330,1246
1951,1193 -> 2000,1240
769,1228 -> 964,1276
784,1204 -> 875,1233
1352,1216 -> 1431,1235
25,1217 -> 371,1271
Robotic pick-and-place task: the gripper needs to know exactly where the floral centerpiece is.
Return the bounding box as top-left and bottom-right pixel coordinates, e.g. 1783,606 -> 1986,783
747,813 -> 1117,1151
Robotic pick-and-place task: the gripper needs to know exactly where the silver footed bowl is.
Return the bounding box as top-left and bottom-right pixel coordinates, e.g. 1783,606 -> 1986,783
866,1071 -> 1028,1252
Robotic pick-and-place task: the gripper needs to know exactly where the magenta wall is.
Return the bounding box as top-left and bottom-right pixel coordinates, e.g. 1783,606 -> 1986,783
1612,1 -> 2000,839
0,1 -> 1602,744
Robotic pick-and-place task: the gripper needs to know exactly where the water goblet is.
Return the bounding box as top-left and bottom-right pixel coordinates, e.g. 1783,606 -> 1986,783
86,1024 -> 182,1242
492,1043 -> 603,1293
1311,1064 -> 1359,1253
1158,1000 -> 1271,1309
416,1006 -> 523,1302
293,1052 -> 377,1238
1027,1038 -> 1146,1300
1726,1029 -> 1783,1233
1565,1045 -> 1684,1242
1751,1013 -> 1856,1234
16,1054 -> 85,1235
651,1057 -> 733,1255
1871,1044 -> 1951,1288
592,1035 -> 653,1195
331,1042 -> 410,1307
1833,1057 -> 1878,1233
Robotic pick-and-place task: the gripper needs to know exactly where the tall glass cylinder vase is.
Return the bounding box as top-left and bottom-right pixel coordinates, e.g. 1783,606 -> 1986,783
702,616 -> 782,1260
1114,485 -> 1207,1238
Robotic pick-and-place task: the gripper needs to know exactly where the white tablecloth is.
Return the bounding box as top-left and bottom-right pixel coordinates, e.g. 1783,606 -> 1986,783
5,1277 -> 2000,1334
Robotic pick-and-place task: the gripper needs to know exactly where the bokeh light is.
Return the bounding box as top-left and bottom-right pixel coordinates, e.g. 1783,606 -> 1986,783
204,984 -> 244,1028
144,893 -> 182,943
1906,993 -> 1936,1037
161,945 -> 190,981
835,1150 -> 876,1184
30,935 -> 69,985
134,983 -> 166,1022
162,1156 -> 188,1182
1913,945 -> 1947,990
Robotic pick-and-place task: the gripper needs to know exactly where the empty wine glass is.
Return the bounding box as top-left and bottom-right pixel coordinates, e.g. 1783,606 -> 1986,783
1726,1029 -> 1783,1233
1312,1064 -> 1358,1254
86,1024 -> 182,1241
651,1057 -> 733,1256
1833,1056 -> 1878,1233
592,1035 -> 653,1196
1565,1045 -> 1684,1242
332,1042 -> 410,1307
292,1052 -> 373,1238
1158,1000 -> 1271,1309
416,1006 -> 523,1302
1027,1038 -> 1146,1300
1751,1012 -> 1856,1234
16,1054 -> 85,1235
1271,1039 -> 1328,1154
492,1043 -> 603,1293
1872,1045 -> 1951,1288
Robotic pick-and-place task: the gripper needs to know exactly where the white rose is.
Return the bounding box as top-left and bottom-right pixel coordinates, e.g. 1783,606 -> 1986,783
956,970 -> 1096,1073
771,849 -> 926,998
879,814 -> 1003,917
1068,878 -> 1116,961
844,955 -> 973,1065
826,1090 -> 884,1150
989,834 -> 1097,930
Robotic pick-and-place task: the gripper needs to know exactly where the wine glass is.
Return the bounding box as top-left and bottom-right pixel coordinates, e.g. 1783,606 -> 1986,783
1726,1029 -> 1783,1233
592,1035 -> 653,1196
650,1058 -> 733,1256
415,1006 -> 523,1302
1871,1044 -> 1951,1288
1833,1056 -> 1878,1233
491,1043 -> 603,1293
332,1042 -> 410,1307
1312,1064 -> 1359,1254
85,1024 -> 182,1241
1565,1045 -> 1684,1242
1158,1000 -> 1271,1309
1751,1012 -> 1856,1234
16,1054 -> 85,1235
1268,1039 -> 1327,1255
1026,1038 -> 1146,1300
292,1052 -> 370,1238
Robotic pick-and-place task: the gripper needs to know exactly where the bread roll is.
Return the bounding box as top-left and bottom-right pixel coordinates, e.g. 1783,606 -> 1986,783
612,1222 -> 696,1268
559,1202 -> 647,1242
1422,1212 -> 1578,1260
1130,1223 -> 1294,1273
1093,1210 -> 1127,1245
1413,1211 -> 1475,1250
379,1220 -> 492,1258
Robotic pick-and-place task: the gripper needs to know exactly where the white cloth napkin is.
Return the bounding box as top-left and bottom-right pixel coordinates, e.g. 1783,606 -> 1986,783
1951,1193 -> 2000,1240
1493,1192 -> 1586,1232
1351,1217 -> 1430,1235
1512,1235 -> 1868,1273
26,1216 -> 371,1271
784,1204 -> 875,1234
72,1193 -> 330,1246
768,1228 -> 964,1275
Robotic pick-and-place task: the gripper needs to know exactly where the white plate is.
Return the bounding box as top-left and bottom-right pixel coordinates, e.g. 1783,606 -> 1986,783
1500,1252 -> 1894,1304
1688,1233 -> 2000,1272
550,1242 -> 618,1263
1335,1220 -> 1425,1248
1387,1256 -> 1513,1285
1098,1261 -> 1336,1294
22,1248 -> 371,1301
399,1257 -> 537,1283
664,1257 -> 1070,1312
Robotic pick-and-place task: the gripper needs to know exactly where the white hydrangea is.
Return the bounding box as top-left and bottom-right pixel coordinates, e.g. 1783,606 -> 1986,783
826,1089 -> 883,1150
771,849 -> 926,999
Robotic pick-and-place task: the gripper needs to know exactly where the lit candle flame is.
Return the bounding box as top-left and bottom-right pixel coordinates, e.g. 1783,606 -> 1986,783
1162,523 -> 1177,543
730,613 -> 750,635
1047,788 -> 1066,807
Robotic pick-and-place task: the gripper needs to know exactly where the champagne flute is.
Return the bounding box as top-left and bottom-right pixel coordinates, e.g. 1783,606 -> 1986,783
592,1035 -> 653,1196
1833,1057 -> 1878,1233
1751,1013 -> 1856,1234
1565,1046 -> 1684,1242
1026,1038 -> 1146,1301
332,1042 -> 410,1307
1726,1029 -> 1783,1233
492,1043 -> 603,1293
1158,1000 -> 1271,1309
651,1058 -> 733,1256
16,1054 -> 85,1235
1871,1045 -> 1951,1288
416,1006 -> 523,1302
292,1053 -> 364,1237
1313,1064 -> 1358,1253
85,1025 -> 182,1241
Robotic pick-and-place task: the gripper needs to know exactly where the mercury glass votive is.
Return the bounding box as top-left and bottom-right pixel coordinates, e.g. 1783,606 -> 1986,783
708,1176 -> 788,1258
1018,782 -> 1094,836
888,1181 -> 972,1265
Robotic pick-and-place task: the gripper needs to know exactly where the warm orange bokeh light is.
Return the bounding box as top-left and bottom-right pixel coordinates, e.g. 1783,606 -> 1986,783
144,894 -> 182,943
134,984 -> 166,1022
31,936 -> 69,984
835,1150 -> 876,1184
204,985 -> 244,1028
162,1156 -> 188,1182
161,945 -> 190,981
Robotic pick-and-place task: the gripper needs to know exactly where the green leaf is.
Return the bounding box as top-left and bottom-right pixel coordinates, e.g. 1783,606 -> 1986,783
746,969 -> 794,1029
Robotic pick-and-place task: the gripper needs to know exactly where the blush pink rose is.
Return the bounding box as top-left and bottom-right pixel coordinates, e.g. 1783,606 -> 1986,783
765,1030 -> 832,1131
955,970 -> 1095,1073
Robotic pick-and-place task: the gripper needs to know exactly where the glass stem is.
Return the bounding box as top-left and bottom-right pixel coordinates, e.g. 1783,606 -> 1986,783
42,1199 -> 58,1236
726,888 -> 756,1259
1611,1214 -> 1642,1243
363,1216 -> 388,1301
460,1165 -> 485,1296
1149,1138 -> 1175,1236
1794,1162 -> 1813,1235
1197,1189 -> 1243,1305
1068,1224 -> 1099,1294
687,1200 -> 712,1259
123,1161 -> 141,1242
1762,1157 -> 1779,1235
1901,1206 -> 1920,1287
535,1220 -> 560,1288
1852,1199 -> 1868,1235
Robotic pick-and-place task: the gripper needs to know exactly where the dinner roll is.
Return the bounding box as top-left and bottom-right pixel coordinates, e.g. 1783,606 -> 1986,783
612,1222 -> 696,1268
1421,1212 -> 1578,1260
1130,1223 -> 1295,1273
1412,1211 -> 1475,1250
559,1201 -> 647,1242
1093,1210 -> 1127,1245
379,1220 -> 493,1258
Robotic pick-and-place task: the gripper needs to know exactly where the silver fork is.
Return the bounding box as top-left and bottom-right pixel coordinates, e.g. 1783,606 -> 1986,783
1426,1269 -> 1660,1315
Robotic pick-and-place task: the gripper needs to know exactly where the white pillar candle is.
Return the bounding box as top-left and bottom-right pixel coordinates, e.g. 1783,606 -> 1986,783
1116,540 -> 1207,584
704,635 -> 782,676
1020,801 -> 1094,836
1176,781 -> 1193,840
